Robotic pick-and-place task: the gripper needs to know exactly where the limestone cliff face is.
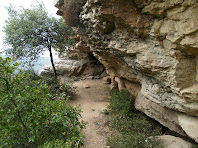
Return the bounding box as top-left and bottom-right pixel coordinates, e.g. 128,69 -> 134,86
55,0 -> 198,142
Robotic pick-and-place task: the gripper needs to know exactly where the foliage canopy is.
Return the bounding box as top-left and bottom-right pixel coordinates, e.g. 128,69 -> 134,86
3,3 -> 73,77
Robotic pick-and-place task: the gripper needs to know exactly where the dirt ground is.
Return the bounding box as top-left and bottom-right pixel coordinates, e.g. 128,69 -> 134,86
70,79 -> 111,148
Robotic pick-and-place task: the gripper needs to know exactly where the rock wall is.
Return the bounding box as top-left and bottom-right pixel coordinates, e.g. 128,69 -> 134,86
55,0 -> 198,143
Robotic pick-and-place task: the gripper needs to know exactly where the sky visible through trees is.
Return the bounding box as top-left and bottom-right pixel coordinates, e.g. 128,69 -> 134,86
0,0 -> 61,73
0,0 -> 60,54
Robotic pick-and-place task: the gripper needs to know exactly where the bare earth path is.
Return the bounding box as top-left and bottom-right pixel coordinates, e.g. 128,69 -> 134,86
71,79 -> 110,148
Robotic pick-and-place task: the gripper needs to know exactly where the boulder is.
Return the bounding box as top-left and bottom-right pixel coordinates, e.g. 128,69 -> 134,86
40,57 -> 105,77
40,59 -> 90,77
151,135 -> 192,148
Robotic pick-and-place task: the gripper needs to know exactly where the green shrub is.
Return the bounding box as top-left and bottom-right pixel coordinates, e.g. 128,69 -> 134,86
0,57 -> 85,147
41,138 -> 82,148
191,144 -> 198,148
102,109 -> 109,115
42,76 -> 75,100
106,89 -> 163,148
108,89 -> 136,117
23,69 -> 41,81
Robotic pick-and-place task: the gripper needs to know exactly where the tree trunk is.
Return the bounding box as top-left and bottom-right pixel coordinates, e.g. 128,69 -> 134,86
48,46 -> 57,79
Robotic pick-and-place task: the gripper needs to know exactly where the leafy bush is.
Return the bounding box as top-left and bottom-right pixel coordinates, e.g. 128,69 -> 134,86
106,89 -> 163,148
41,138 -> 82,148
191,144 -> 198,148
21,71 -> 75,100
108,89 -> 136,116
23,69 -> 41,81
0,57 -> 85,147
42,76 -> 75,100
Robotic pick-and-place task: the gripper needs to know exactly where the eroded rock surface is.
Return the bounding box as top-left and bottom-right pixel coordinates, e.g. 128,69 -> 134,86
151,135 -> 193,148
54,0 -> 198,143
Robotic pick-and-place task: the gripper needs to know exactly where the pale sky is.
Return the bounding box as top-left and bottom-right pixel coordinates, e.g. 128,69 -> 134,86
0,0 -> 60,57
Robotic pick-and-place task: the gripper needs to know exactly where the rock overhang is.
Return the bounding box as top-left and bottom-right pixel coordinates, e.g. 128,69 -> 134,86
54,0 -> 198,143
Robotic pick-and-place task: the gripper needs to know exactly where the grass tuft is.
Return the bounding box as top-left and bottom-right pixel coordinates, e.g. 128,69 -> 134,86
106,89 -> 163,148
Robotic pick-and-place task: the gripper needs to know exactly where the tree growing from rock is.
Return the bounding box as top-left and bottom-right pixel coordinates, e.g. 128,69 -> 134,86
3,3 -> 73,78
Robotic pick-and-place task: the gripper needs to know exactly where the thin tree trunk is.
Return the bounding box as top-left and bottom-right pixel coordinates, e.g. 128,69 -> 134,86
48,46 -> 57,79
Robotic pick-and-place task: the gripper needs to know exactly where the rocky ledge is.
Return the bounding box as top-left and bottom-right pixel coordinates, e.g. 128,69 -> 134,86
54,0 -> 198,143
